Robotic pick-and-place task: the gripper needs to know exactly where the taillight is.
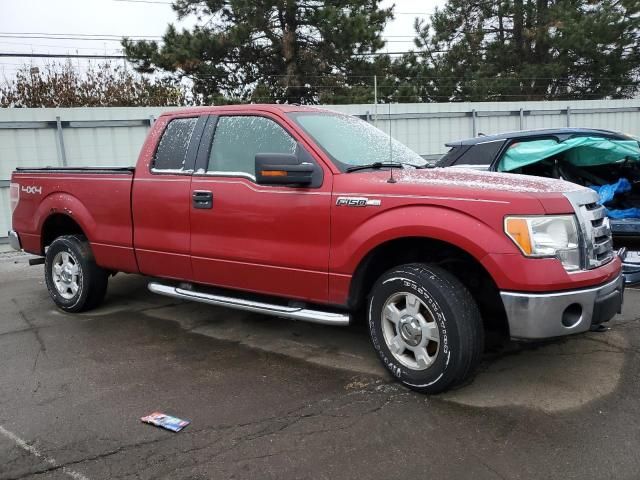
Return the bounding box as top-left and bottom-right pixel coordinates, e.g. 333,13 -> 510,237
9,182 -> 19,214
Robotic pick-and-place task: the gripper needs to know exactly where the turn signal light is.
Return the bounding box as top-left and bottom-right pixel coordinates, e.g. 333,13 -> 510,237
261,170 -> 287,177
505,217 -> 532,255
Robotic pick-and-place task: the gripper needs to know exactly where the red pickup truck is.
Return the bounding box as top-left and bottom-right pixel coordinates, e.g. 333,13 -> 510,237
9,105 -> 624,393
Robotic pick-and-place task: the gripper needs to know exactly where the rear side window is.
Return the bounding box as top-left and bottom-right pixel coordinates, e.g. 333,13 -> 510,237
437,146 -> 465,166
208,116 -> 297,176
153,117 -> 198,171
456,140 -> 504,166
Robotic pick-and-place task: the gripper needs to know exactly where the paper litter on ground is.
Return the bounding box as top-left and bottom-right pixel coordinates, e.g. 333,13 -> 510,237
141,412 -> 190,432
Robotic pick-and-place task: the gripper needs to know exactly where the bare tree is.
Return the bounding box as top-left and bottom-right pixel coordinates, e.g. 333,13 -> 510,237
1,62 -> 190,108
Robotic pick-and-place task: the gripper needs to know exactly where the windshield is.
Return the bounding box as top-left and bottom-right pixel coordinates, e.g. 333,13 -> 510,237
288,112 -> 427,171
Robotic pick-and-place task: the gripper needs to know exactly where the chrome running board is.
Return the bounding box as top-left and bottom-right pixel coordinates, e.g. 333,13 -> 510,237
148,282 -> 351,326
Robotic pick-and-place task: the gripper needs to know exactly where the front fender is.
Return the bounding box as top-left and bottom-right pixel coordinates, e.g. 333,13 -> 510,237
331,205 -> 515,275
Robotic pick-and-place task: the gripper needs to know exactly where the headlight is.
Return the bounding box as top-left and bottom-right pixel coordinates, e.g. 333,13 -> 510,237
505,215 -> 581,272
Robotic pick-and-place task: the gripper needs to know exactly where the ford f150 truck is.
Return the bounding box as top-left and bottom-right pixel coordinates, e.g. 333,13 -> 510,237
9,105 -> 624,393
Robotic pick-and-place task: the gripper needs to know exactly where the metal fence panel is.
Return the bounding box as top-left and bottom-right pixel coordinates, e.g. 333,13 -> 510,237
62,124 -> 151,167
327,99 -> 640,156
0,185 -> 10,241
0,127 -> 59,179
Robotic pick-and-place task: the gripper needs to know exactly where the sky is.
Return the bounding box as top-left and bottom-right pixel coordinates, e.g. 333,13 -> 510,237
0,0 -> 446,80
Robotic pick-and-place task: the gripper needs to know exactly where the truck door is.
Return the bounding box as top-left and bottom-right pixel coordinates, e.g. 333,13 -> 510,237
189,113 -> 332,303
132,115 -> 206,280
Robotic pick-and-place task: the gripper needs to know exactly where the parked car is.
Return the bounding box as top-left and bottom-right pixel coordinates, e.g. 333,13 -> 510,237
436,128 -> 640,284
9,107 -> 624,393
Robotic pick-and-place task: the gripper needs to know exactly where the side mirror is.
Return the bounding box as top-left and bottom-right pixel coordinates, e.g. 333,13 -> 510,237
255,152 -> 314,186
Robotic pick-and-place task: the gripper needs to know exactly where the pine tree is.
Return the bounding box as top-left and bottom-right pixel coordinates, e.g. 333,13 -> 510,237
122,0 -> 392,104
412,0 -> 640,101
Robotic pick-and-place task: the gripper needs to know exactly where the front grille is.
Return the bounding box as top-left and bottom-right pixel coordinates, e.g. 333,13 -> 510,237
564,190 -> 614,270
577,201 -> 614,269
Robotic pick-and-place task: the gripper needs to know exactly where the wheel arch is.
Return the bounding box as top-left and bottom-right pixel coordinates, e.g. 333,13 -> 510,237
40,214 -> 87,254
348,236 -> 509,338
36,192 -> 97,254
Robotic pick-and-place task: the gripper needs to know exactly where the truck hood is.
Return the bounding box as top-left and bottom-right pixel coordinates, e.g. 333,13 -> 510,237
336,167 -> 588,215
395,167 -> 585,193
345,167 -> 585,194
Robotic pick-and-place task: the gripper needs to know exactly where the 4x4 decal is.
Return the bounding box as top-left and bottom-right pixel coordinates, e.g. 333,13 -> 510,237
21,185 -> 42,195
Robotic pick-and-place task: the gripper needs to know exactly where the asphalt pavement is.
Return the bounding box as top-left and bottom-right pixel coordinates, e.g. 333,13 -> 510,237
1,250 -> 640,480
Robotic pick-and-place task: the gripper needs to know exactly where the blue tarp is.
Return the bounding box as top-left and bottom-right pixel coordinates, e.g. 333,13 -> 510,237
607,208 -> 640,219
590,178 -> 632,204
589,178 -> 640,219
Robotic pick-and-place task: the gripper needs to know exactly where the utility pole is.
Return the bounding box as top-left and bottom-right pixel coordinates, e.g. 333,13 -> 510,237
373,75 -> 378,127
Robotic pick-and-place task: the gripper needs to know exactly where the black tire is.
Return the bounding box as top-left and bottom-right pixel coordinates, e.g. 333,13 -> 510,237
367,263 -> 483,394
44,235 -> 108,313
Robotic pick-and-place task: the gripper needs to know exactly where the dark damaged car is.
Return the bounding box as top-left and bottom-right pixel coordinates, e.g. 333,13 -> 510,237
436,128 -> 640,284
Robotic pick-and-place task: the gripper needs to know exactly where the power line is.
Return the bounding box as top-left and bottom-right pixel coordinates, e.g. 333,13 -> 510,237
0,35 -> 414,44
0,32 -> 162,39
111,0 -> 172,4
3,59 -> 631,84
0,40 -> 125,51
109,0 -> 431,11
0,51 -> 412,59
0,52 -> 127,59
0,31 -> 418,39
2,54 -> 635,84
0,33 -> 418,45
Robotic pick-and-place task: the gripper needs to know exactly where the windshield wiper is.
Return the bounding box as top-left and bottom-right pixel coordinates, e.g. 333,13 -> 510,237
345,162 -> 407,173
346,161 -> 435,172
413,162 -> 437,169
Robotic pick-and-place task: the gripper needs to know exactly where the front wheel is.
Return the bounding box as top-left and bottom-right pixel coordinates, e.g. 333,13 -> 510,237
45,235 -> 108,313
368,263 -> 484,394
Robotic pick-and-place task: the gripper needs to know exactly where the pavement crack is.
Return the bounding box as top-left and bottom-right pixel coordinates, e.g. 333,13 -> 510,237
11,299 -> 47,372
147,389 -> 404,469
5,434 -> 181,480
0,327 -> 35,339
4,464 -> 62,480
234,448 -> 300,463
471,454 -> 509,480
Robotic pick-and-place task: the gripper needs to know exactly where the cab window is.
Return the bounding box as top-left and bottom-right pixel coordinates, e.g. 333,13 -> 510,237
152,117 -> 198,171
208,116 -> 297,176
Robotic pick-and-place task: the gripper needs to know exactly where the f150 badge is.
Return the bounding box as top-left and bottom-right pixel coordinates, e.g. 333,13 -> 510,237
336,196 -> 381,207
21,185 -> 42,195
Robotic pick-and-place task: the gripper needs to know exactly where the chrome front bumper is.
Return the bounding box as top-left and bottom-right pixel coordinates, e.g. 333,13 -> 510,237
501,274 -> 624,340
8,230 -> 21,251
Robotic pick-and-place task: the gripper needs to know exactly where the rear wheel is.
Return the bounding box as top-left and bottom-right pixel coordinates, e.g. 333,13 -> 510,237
45,235 -> 108,313
367,263 -> 484,394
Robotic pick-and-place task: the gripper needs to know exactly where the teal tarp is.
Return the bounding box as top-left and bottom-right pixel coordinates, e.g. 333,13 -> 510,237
499,136 -> 640,172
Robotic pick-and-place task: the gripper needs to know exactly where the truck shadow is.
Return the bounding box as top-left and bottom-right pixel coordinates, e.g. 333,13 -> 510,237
442,327 -> 626,412
96,273 -> 629,413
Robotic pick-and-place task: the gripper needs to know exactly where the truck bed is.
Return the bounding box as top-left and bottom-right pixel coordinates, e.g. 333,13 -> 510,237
11,167 -> 138,273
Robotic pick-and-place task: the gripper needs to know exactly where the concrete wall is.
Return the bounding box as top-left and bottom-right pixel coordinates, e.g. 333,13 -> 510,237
2,99 -> 640,241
